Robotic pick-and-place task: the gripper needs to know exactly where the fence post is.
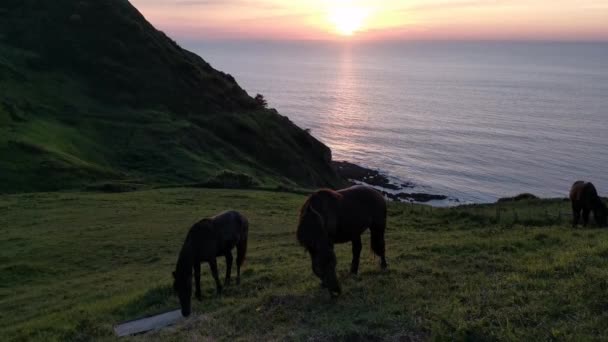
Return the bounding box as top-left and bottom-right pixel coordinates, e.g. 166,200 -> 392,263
496,206 -> 500,223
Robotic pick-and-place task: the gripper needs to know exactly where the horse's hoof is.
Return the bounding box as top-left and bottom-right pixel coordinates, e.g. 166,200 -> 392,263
236,278 -> 241,286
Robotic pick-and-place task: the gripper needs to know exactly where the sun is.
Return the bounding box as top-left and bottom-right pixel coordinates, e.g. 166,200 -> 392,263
328,6 -> 368,36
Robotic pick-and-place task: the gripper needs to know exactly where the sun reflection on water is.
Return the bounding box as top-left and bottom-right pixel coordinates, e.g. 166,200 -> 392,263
320,45 -> 375,161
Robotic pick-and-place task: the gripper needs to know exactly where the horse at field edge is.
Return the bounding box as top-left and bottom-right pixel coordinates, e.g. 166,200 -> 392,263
173,210 -> 248,316
297,185 -> 388,297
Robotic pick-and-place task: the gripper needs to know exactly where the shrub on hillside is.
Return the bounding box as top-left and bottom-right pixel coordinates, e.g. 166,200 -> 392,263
201,170 -> 258,189
86,182 -> 139,193
498,193 -> 540,203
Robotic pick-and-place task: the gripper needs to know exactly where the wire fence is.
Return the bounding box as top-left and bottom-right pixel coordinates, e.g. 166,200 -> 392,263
398,201 -> 575,227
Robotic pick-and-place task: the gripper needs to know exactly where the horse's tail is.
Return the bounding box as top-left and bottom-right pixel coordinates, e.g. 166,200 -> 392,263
237,216 -> 248,267
370,222 -> 386,258
370,207 -> 387,259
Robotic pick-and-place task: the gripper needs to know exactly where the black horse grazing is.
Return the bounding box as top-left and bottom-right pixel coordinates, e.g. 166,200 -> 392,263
297,185 -> 387,297
172,210 -> 248,316
570,181 -> 607,227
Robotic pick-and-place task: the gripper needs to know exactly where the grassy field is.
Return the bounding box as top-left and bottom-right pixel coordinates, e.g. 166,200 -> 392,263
1,188 -> 608,341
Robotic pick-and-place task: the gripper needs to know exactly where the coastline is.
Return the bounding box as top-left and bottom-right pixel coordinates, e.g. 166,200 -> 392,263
332,161 -> 455,205
332,161 -> 586,206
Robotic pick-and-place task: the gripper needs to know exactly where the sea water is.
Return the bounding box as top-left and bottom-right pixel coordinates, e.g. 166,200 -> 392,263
190,40 -> 608,203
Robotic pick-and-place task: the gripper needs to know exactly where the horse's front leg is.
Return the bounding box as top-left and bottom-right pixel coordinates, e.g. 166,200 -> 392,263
312,259 -> 326,288
224,250 -> 233,286
350,236 -> 362,275
236,260 -> 241,286
209,259 -> 222,296
572,202 -> 581,227
583,208 -> 591,227
194,262 -> 202,301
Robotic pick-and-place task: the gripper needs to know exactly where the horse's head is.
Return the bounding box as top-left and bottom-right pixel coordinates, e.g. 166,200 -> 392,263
172,219 -> 215,317
172,270 -> 192,316
297,190 -> 343,297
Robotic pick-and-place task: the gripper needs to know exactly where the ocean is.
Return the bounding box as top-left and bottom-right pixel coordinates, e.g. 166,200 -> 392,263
188,40 -> 608,203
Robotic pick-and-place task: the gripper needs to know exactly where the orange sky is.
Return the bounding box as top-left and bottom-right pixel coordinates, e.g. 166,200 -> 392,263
131,0 -> 608,41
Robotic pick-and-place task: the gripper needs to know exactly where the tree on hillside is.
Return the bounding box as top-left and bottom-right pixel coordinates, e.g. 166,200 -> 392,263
254,93 -> 268,109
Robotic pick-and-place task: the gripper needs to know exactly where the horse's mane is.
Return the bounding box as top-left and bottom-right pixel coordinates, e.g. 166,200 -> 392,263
175,238 -> 193,281
298,194 -> 315,222
175,219 -> 213,277
297,189 -> 343,248
299,189 -> 342,220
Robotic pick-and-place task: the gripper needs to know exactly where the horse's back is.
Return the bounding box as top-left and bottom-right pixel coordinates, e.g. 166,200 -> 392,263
212,210 -> 248,241
570,181 -> 599,202
338,185 -> 385,208
583,182 -> 599,198
337,185 -> 386,223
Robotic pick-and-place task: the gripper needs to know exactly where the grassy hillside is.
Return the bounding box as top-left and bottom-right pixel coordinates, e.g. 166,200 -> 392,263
0,0 -> 341,193
2,189 -> 607,341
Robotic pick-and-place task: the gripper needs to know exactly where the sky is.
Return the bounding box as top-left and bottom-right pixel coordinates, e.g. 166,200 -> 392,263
130,0 -> 608,41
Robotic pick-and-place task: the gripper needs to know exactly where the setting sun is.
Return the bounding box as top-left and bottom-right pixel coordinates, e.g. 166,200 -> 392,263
328,6 -> 369,36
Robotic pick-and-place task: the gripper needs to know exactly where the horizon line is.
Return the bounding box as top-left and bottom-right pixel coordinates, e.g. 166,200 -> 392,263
176,37 -> 608,44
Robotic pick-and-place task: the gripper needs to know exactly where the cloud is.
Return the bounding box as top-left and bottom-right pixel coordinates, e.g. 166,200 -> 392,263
135,0 -> 282,10
400,0 -> 509,12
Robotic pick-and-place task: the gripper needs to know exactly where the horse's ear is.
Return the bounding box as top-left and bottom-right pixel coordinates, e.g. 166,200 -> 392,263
172,271 -> 176,279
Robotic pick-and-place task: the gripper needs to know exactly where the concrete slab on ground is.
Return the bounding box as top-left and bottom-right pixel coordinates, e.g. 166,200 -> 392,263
114,309 -> 183,337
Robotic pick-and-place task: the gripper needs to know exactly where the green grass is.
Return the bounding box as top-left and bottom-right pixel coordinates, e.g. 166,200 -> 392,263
2,189 -> 607,341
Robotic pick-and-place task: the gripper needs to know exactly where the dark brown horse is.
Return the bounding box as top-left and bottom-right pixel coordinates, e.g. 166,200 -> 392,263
297,185 -> 387,297
172,211 -> 248,316
570,181 -> 607,227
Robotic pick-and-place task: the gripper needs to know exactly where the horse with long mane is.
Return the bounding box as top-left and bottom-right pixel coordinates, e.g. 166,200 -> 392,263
297,185 -> 387,297
570,181 -> 607,227
172,210 -> 248,316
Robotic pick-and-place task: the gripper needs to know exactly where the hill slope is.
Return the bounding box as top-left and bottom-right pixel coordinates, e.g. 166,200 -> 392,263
0,0 -> 342,193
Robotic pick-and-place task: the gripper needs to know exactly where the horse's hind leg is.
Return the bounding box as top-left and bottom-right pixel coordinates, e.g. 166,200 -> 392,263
208,259 -> 222,296
572,202 -> 581,227
583,208 -> 591,227
350,236 -> 362,275
370,220 -> 388,270
236,236 -> 248,285
224,250 -> 233,286
236,262 -> 241,286
194,262 -> 202,301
